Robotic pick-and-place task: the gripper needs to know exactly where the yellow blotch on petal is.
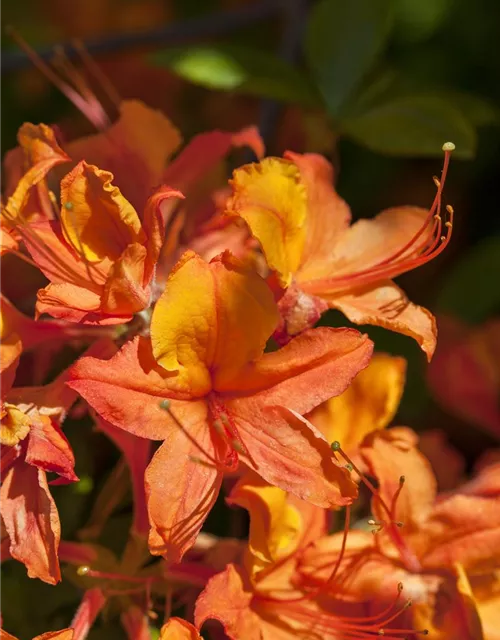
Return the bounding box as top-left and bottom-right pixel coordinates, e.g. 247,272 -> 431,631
151,251 -> 279,396
1,403 -> 31,447
226,158 -> 307,287
230,473 -> 302,580
307,353 -> 406,454
60,161 -> 145,263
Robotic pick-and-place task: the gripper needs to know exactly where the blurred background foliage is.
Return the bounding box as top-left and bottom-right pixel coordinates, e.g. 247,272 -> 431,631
2,0 -> 500,637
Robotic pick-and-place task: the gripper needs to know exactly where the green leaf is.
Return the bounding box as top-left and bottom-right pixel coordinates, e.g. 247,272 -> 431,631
305,0 -> 393,117
394,0 -> 452,43
437,236 -> 500,323
151,45 -> 319,106
340,95 -> 476,158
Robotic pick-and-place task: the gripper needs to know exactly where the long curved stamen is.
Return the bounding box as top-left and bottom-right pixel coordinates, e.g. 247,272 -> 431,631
6,27 -> 111,131
331,442 -> 421,573
308,144 -> 455,294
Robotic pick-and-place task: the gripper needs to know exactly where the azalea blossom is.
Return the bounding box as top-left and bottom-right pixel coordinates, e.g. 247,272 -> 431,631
224,145 -> 455,359
68,250 -> 372,562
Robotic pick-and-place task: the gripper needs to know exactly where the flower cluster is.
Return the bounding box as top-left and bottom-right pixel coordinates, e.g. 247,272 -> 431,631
2,84 -> 498,640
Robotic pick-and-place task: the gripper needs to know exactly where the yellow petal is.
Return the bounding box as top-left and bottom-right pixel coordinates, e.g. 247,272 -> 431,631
60,161 -> 145,263
0,404 -> 31,447
229,473 -> 302,580
150,251 -> 279,396
307,353 -> 406,453
226,158 -> 307,287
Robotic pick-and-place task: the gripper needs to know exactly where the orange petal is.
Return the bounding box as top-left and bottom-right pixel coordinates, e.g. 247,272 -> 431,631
33,631 -> 74,640
101,243 -> 149,315
25,415 -> 78,483
412,565 -> 484,640
60,161 -> 145,263
146,409 -> 223,562
195,563 -> 261,640
285,151 -> 351,282
69,336 -> 195,439
360,427 -> 437,555
0,300 -> 22,392
151,251 -> 279,395
0,463 -> 61,584
226,157 -> 307,287
36,283 -> 105,323
327,281 -> 437,360
159,618 -> 202,640
0,226 -> 19,255
307,353 -> 406,454
66,99 -> 182,211
228,405 -> 358,508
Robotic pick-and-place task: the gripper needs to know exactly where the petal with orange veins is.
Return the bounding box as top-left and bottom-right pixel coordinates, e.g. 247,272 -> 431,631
195,563 -> 261,640
66,99 -> 182,211
360,427 -> 437,547
226,157 -> 307,287
412,565 -> 484,640
228,406 -> 357,508
0,462 -> 61,584
60,161 -> 145,263
146,405 -> 223,562
25,415 -> 78,483
101,243 -> 149,315
151,251 -> 279,395
326,281 -> 437,360
228,473 -> 302,579
285,151 -> 351,282
36,283 -> 106,324
159,618 -> 202,640
222,326 -> 373,408
69,336 -> 196,439
307,353 -> 406,454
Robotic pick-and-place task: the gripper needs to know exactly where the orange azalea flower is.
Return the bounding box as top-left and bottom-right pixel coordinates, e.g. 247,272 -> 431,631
428,315 -> 500,439
68,250 -> 373,562
307,352 -> 406,456
297,428 -> 500,639
225,145 -> 455,359
18,161 -> 183,324
0,364 -> 79,584
195,472 -> 426,639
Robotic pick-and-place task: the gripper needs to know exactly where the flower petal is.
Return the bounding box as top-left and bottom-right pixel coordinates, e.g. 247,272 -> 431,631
284,151 -> 351,282
101,243 -> 149,315
307,353 -> 406,454
66,99 -> 182,211
146,409 -> 223,562
195,563 -> 261,640
226,157 -> 307,287
34,631 -> 74,640
327,281 -> 437,360
151,251 -> 279,395
0,463 -> 61,584
159,618 -> 202,640
60,161 -> 145,263
229,405 -> 357,508
69,336 -> 194,440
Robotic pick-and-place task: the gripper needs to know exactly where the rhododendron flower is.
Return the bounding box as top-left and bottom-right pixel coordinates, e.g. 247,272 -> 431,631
306,352 -> 406,455
196,473 -> 426,639
297,427 -> 500,638
19,161 -> 182,324
225,145 -> 455,359
428,315 -> 500,439
1,368 -> 78,584
69,250 -> 373,562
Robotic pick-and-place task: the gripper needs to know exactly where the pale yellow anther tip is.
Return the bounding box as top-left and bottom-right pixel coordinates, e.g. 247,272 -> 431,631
442,142 -> 456,152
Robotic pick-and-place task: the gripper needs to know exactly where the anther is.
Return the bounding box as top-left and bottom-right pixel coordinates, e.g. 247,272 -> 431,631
345,463 -> 354,472
446,204 -> 454,214
64,201 -> 74,210
442,141 -> 456,152
399,476 -> 405,484
433,176 -> 440,188
404,599 -> 413,609
77,565 -> 90,576
397,582 -> 404,592
331,440 -> 341,452
159,399 -> 171,410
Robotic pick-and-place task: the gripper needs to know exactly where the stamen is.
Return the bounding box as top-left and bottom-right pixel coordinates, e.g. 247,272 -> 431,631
331,442 -> 421,573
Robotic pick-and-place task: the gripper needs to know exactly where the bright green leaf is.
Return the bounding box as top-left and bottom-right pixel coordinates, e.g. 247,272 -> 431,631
305,0 -> 393,116
437,236 -> 500,323
394,0 -> 452,43
341,95 -> 476,158
151,45 -> 319,106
